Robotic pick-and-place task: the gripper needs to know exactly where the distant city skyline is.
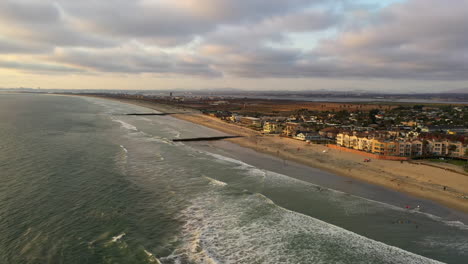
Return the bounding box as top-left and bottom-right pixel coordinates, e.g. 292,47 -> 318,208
1,0 -> 467,92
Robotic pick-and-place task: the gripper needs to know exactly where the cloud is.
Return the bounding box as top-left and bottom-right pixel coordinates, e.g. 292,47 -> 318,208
0,1 -> 114,48
0,60 -> 85,74
50,46 -> 222,77
313,0 -> 468,79
199,0 -> 468,80
0,0 -> 467,83
0,37 -> 50,54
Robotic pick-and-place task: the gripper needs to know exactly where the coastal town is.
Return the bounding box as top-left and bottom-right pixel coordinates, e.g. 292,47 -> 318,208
97,93 -> 468,163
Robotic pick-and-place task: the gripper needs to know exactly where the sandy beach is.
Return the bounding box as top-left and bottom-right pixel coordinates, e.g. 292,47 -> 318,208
84,96 -> 468,213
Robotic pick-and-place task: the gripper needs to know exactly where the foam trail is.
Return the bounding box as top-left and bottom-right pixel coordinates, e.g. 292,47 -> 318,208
112,118 -> 138,131
203,176 -> 227,187
111,233 -> 125,243
144,249 -> 162,264
120,145 -> 128,153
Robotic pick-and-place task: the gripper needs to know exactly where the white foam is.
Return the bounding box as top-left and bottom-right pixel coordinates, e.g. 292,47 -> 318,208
120,145 -> 128,153
204,152 -> 252,168
144,249 -> 162,264
111,233 -> 126,242
204,176 -> 227,187
419,236 -> 468,253
443,220 -> 468,230
167,189 -> 442,264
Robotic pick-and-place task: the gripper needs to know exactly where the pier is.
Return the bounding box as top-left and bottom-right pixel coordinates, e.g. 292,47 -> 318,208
172,136 -> 243,142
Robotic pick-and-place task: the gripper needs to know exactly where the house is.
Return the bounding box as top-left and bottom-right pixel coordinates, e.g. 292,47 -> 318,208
294,132 -> 314,141
230,114 -> 242,123
421,126 -> 468,134
295,132 -> 330,143
283,122 -> 303,137
263,121 -> 283,134
319,127 -> 341,139
240,117 -> 261,128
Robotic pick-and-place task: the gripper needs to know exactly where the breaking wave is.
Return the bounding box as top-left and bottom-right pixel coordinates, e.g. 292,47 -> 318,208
163,189 -> 441,264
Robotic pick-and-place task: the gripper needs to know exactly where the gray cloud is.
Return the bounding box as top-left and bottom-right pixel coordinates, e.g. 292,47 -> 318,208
0,0 -> 467,82
200,0 -> 468,80
50,47 -> 222,77
311,0 -> 468,80
0,60 -> 84,73
0,38 -> 50,54
0,1 -> 114,48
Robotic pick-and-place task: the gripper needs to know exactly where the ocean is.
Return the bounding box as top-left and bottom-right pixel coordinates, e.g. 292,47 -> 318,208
0,93 -> 467,263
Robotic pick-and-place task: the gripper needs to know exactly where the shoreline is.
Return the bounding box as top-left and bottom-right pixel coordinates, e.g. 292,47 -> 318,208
79,95 -> 468,214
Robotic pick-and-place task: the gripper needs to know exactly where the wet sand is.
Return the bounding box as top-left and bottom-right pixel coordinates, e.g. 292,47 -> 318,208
82,96 -> 468,214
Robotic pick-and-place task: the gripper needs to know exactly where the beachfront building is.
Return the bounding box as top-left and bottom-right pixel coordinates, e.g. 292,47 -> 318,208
337,132 -> 373,150
294,132 -> 331,144
349,135 -> 360,149
319,127 -> 341,139
230,114 -> 242,123
336,132 -> 346,146
263,121 -> 283,134
336,132 -> 357,148
371,139 -> 397,156
397,141 -> 413,156
283,122 -> 304,137
428,140 -> 448,156
294,132 -> 315,141
240,117 -> 262,128
411,140 -> 424,156
358,137 -> 374,152
426,140 -> 465,157
448,141 -> 466,157
339,132 -> 416,156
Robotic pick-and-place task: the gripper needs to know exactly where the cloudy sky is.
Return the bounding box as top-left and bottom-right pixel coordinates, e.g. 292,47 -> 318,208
0,0 -> 467,92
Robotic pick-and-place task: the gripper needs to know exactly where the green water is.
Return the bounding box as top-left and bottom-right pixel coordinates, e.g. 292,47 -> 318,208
0,94 -> 467,263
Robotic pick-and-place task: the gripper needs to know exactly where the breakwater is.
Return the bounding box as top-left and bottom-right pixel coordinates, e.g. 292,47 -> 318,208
173,136 -> 242,142
126,113 -> 177,116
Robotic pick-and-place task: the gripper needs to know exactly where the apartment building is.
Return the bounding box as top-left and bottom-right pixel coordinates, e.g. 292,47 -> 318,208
336,132 -> 466,157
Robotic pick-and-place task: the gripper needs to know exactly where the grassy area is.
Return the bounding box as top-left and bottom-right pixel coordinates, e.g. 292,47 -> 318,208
427,158 -> 468,172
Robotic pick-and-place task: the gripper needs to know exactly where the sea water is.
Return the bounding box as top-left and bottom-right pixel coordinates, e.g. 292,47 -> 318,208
0,93 -> 467,263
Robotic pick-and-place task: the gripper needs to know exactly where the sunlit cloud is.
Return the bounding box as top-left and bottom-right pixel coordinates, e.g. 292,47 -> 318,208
0,0 -> 467,91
